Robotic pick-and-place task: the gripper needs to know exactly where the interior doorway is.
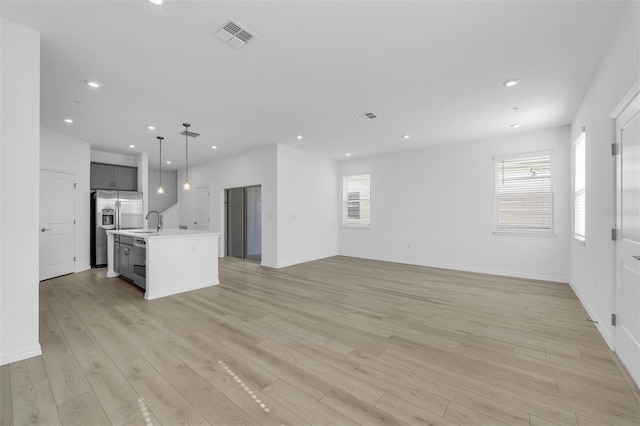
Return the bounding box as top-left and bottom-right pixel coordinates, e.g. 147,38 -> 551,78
39,169 -> 76,280
613,86 -> 640,389
225,185 -> 262,263
195,186 -> 210,231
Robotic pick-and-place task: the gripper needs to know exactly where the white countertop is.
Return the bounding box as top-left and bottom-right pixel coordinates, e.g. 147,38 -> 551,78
107,228 -> 219,240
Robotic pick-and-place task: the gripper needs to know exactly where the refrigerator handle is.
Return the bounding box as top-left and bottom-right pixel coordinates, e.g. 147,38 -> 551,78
116,200 -> 121,230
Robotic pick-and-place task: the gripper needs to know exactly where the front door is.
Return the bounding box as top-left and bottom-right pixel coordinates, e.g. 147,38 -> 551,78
39,170 -> 76,280
614,89 -> 640,389
195,186 -> 210,231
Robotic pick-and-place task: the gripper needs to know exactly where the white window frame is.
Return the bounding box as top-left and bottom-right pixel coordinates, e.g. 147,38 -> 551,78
573,130 -> 586,242
494,151 -> 555,236
343,174 -> 371,227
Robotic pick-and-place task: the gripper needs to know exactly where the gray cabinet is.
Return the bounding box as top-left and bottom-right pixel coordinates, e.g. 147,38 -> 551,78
116,235 -> 134,280
91,162 -> 138,191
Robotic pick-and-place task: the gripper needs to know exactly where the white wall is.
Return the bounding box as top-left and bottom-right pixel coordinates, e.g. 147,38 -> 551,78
569,2 -> 639,347
90,149 -> 136,167
0,19 -> 41,365
178,144 -> 278,267
338,126 -> 570,282
277,144 -> 338,268
148,170 -> 177,229
40,127 -> 91,272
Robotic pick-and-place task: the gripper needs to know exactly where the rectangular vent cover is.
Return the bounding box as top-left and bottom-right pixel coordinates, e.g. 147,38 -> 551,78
356,112 -> 378,121
214,20 -> 255,49
180,130 -> 201,138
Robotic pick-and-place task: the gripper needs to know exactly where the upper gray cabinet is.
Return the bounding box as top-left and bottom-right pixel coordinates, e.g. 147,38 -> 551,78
91,162 -> 138,191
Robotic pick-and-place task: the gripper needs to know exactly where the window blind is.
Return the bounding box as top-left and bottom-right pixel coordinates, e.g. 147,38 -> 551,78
343,174 -> 371,226
496,154 -> 553,232
574,133 -> 586,238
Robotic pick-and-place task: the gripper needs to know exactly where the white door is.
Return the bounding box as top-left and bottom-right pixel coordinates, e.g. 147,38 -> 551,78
614,90 -> 640,389
195,186 -> 210,231
39,170 -> 76,280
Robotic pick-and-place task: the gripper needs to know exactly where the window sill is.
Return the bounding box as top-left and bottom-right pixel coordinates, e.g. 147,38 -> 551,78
573,236 -> 586,246
493,231 -> 557,238
343,224 -> 371,229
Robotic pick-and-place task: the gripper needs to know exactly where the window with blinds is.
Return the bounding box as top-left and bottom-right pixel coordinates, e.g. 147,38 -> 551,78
574,132 -> 586,239
495,153 -> 553,233
343,174 -> 371,227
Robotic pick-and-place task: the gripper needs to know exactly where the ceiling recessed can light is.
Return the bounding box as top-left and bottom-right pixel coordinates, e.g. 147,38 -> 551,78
510,123 -> 521,128
296,135 -> 303,140
64,118 -> 73,123
346,153 -> 351,157
129,144 -> 135,148
503,78 -> 520,87
402,135 -> 410,139
211,145 -> 217,149
86,80 -> 101,88
166,161 -> 172,164
148,0 -> 163,5
147,125 -> 156,130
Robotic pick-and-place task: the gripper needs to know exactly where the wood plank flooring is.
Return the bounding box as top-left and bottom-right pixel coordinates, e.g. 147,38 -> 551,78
1,256 -> 639,425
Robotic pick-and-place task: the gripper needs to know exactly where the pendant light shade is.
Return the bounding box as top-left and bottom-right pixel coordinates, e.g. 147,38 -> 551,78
183,123 -> 191,191
156,136 -> 165,195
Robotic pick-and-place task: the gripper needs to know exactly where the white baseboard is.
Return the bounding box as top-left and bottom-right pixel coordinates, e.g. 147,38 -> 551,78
339,252 -> 569,283
568,280 -> 613,349
0,344 -> 42,366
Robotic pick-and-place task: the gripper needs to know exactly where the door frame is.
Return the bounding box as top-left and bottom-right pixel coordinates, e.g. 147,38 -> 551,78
610,80 -> 640,385
39,168 -> 77,280
224,184 -> 262,262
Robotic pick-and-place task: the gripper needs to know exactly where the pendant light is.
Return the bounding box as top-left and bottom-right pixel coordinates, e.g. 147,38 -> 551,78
182,122 -> 192,191
156,136 -> 165,195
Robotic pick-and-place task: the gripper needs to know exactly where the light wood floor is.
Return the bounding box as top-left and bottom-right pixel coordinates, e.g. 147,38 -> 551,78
1,256 -> 639,426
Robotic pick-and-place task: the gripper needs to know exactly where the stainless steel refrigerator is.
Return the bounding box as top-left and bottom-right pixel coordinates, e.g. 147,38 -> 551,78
91,190 -> 143,267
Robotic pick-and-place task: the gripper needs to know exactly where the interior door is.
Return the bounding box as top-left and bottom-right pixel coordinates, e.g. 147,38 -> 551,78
226,188 -> 244,258
615,91 -> 640,389
245,185 -> 262,262
195,187 -> 210,231
39,170 -> 75,280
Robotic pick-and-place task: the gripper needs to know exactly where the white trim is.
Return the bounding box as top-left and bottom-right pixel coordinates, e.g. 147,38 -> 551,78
568,280 -> 613,349
572,236 -> 586,246
493,149 -> 555,161
0,344 -> 42,366
338,252 -> 569,283
493,231 -> 557,238
611,80 -> 640,119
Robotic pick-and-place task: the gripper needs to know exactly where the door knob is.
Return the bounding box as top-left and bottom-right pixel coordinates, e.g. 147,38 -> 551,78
40,228 -> 52,232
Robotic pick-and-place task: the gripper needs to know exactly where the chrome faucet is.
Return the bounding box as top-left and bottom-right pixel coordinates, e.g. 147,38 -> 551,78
146,210 -> 161,232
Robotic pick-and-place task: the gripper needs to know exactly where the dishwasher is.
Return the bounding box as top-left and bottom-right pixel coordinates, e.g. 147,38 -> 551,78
132,238 -> 147,289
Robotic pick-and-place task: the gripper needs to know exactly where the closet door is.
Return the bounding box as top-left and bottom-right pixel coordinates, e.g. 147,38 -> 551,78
226,187 -> 244,258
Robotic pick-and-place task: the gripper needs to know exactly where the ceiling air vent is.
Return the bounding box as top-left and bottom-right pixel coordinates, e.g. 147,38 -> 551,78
214,20 -> 255,49
180,130 -> 200,138
356,112 -> 378,121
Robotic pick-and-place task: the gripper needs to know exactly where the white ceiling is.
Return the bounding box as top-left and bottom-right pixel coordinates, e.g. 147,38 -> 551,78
1,1 -> 628,170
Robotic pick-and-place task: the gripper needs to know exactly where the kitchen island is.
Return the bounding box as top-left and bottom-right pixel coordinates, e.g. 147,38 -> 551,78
106,229 -> 220,300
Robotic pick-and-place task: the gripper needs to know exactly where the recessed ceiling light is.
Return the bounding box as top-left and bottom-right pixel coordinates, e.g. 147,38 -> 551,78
86,80 -> 102,88
148,0 -> 163,5
211,145 -> 217,149
503,79 -> 520,87
147,125 -> 156,130
510,123 -> 521,128
166,161 -> 172,164
296,135 -> 303,140
402,135 -> 410,139
64,118 -> 73,123
129,145 -> 135,148
346,153 -> 351,157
